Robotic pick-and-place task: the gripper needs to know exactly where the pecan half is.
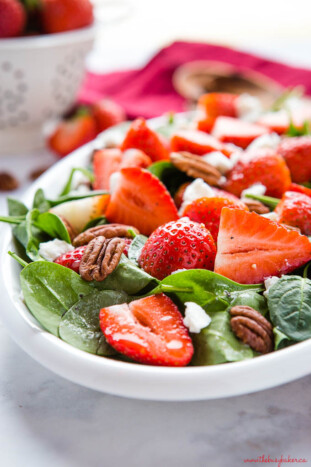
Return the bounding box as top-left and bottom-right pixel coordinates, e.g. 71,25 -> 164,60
170,151 -> 222,186
73,224 -> 139,247
243,199 -> 270,214
0,172 -> 19,191
230,305 -> 273,354
58,216 -> 77,243
79,236 -> 125,281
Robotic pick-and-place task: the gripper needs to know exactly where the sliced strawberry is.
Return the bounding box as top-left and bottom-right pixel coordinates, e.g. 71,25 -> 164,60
277,137 -> 311,184
120,149 -> 152,169
212,116 -> 269,149
92,98 -> 126,133
214,208 -> 311,284
287,183 -> 311,198
257,110 -> 290,135
174,182 -> 191,208
170,129 -> 231,156
275,191 -> 311,235
105,167 -> 179,235
54,245 -> 87,273
99,293 -> 194,366
93,148 -> 122,191
121,118 -> 169,161
183,196 -> 248,242
224,148 -> 291,198
198,93 -> 238,118
197,117 -> 216,134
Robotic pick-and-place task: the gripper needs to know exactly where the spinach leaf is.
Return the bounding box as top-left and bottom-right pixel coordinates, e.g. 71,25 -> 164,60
191,311 -> 255,365
49,190 -> 109,207
25,210 -> 46,261
59,290 -> 129,355
93,255 -> 158,295
82,216 -> 107,231
151,269 -> 263,311
34,211 -> 71,243
20,262 -> 93,336
267,275 -> 311,341
7,198 -> 28,216
230,291 -> 268,316
33,189 -> 52,213
273,328 -> 294,350
59,167 -> 94,197
127,234 -> 148,265
148,161 -> 190,196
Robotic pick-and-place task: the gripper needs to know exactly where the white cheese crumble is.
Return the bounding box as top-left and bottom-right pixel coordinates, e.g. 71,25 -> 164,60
236,93 -> 263,122
202,151 -> 235,174
263,276 -> 280,297
241,183 -> 266,201
261,211 -> 278,221
109,171 -> 121,194
183,302 -> 211,333
247,132 -> 281,152
179,178 -> 214,215
38,239 -> 74,262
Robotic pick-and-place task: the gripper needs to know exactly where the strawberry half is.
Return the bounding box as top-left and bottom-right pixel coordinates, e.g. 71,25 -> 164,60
212,116 -> 269,149
277,137 -> 311,184
170,129 -> 231,156
287,183 -> 311,198
54,245 -> 87,273
99,293 -> 194,366
214,208 -> 311,284
138,218 -> 216,280
105,167 -> 178,235
121,118 -> 169,161
224,148 -> 291,198
275,191 -> 311,236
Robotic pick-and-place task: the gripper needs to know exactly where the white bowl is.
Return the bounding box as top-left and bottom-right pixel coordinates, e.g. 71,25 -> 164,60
0,26 -> 96,155
1,116 -> 311,401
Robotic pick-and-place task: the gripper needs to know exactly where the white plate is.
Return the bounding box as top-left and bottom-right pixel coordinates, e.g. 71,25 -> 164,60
1,115 -> 311,401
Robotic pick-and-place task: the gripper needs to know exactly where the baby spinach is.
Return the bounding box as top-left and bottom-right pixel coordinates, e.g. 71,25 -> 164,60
127,234 -> 148,265
273,328 -> 293,350
20,262 -> 93,336
7,198 -> 28,216
267,275 -> 311,341
230,291 -> 268,316
191,311 -> 255,366
93,255 -> 158,295
59,290 -> 128,356
34,211 -> 71,244
148,161 -> 190,196
49,190 -> 109,207
59,167 -> 94,197
33,189 -> 51,213
82,216 -> 107,231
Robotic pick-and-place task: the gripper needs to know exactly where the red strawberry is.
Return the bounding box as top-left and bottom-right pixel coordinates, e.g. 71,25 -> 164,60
183,196 -> 248,243
198,93 -> 238,118
277,137 -> 311,184
99,293 -> 194,366
287,183 -> 311,198
48,112 -> 97,158
138,218 -> 216,280
174,182 -> 191,208
120,149 -> 152,169
197,117 -> 216,134
121,118 -> 169,161
212,116 -> 269,149
257,110 -> 290,135
275,191 -> 311,236
54,245 -> 87,273
92,99 -> 126,133
0,0 -> 26,37
224,148 -> 291,198
174,184 -> 242,210
214,208 -> 311,284
170,129 -> 231,156
105,167 -> 179,235
93,148 -> 122,191
41,0 -> 93,34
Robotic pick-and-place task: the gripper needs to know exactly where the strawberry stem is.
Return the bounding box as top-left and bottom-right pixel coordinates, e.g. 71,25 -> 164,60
127,229 -> 137,239
8,251 -> 29,268
244,194 -> 280,209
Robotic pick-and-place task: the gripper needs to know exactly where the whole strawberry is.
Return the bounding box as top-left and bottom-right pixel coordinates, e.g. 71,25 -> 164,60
54,245 -> 87,273
41,0 -> 93,34
0,0 -> 26,38
138,218 -> 216,280
277,137 -> 311,184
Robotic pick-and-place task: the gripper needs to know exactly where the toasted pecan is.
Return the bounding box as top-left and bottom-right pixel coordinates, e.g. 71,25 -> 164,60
170,151 -> 222,186
73,224 -> 139,247
243,199 -> 270,214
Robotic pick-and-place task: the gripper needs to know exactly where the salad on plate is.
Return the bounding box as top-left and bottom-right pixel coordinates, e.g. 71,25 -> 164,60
2,90 -> 311,368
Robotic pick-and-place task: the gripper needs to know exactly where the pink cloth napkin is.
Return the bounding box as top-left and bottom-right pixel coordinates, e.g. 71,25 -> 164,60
78,41 -> 311,119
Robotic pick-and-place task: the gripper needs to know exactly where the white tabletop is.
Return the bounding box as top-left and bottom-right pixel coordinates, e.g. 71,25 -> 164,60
1,11 -> 311,464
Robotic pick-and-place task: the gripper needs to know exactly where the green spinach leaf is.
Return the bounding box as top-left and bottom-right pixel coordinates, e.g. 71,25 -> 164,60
33,188 -> 51,213
273,327 -> 294,350
7,198 -> 28,216
34,211 -> 71,243
230,291 -> 268,316
148,161 -> 190,196
128,234 -> 148,265
59,290 -> 129,355
21,262 -> 93,336
82,216 -> 107,231
59,167 -> 94,197
267,275 -> 311,341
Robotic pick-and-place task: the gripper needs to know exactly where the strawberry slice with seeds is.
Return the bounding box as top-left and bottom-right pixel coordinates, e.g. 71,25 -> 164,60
277,136 -> 311,184
121,118 -> 169,161
198,93 -> 238,118
275,191 -> 311,236
214,208 -> 311,284
105,167 -> 179,235
54,245 -> 87,273
120,149 -> 152,169
93,148 -> 122,191
170,129 -> 231,156
212,116 -> 269,149
99,293 -> 194,366
287,183 -> 311,198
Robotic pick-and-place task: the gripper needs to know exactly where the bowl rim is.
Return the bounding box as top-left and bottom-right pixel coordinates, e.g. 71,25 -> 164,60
1,115 -> 311,400
0,24 -> 96,50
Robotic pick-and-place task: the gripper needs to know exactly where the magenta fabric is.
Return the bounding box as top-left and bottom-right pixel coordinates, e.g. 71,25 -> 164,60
78,41 -> 311,119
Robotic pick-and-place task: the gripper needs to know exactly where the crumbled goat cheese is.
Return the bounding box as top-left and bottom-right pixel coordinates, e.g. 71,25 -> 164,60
241,183 -> 266,201
236,93 -> 263,122
202,151 -> 235,174
179,178 -> 214,215
261,211 -> 278,221
39,239 -> 74,262
109,171 -> 121,194
263,276 -> 280,297
247,133 -> 281,152
183,302 -> 211,333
